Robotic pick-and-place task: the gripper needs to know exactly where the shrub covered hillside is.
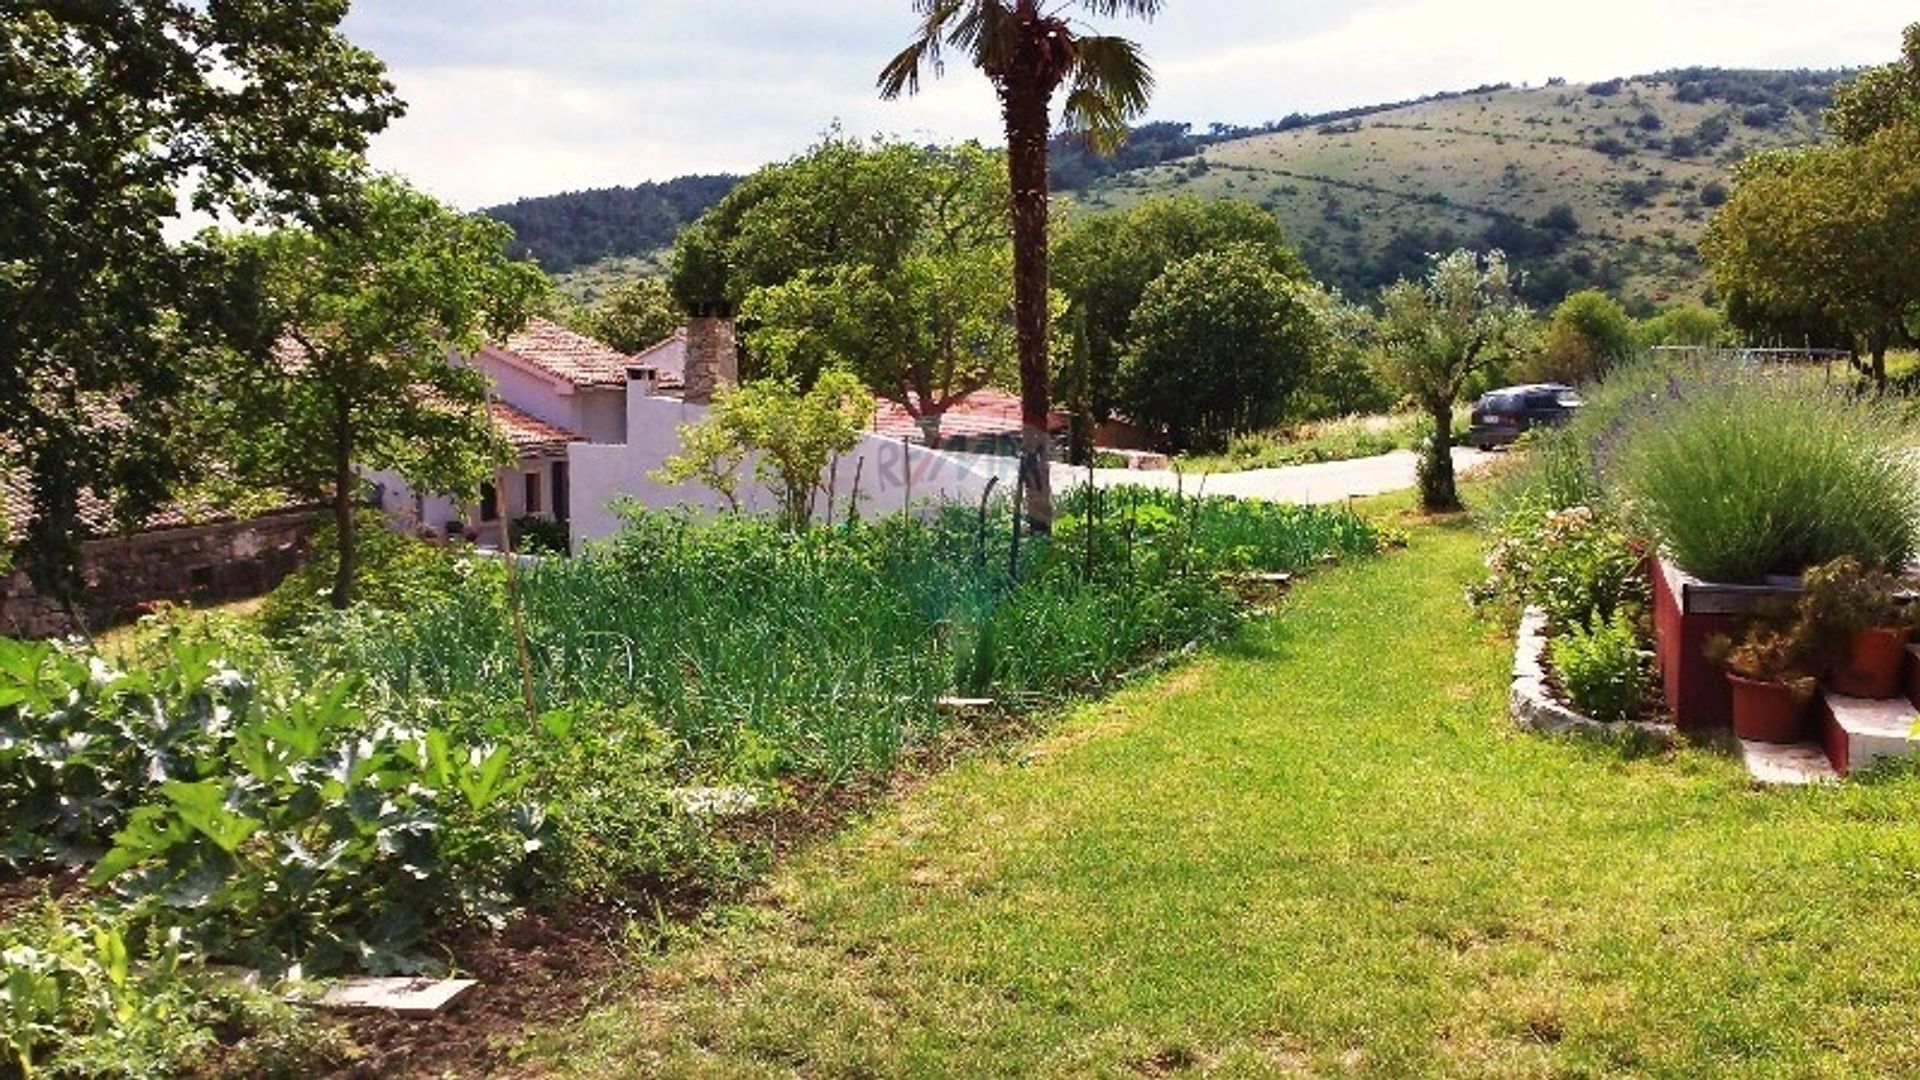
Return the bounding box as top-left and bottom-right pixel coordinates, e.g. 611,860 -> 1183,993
1070,70 -> 1843,310
0,490 -> 1384,1075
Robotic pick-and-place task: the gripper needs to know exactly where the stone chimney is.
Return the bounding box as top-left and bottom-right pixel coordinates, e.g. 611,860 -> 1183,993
682,315 -> 738,405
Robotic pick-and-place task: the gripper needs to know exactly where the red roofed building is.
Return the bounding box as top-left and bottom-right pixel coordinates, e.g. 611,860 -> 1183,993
870,388 -> 1067,455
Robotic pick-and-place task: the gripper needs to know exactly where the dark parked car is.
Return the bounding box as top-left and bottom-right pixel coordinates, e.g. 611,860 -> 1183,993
1464,384 -> 1582,448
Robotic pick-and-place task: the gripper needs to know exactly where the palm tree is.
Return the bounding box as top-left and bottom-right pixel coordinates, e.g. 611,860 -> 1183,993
880,0 -> 1160,529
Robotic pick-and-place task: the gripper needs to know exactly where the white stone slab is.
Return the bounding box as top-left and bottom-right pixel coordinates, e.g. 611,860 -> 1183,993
936,696 -> 997,711
671,785 -> 761,816
1739,739 -> 1839,785
1826,692 -> 1920,772
320,977 -> 477,1016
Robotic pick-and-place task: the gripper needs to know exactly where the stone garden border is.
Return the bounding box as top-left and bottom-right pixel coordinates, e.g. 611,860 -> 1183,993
1510,606 -> 1678,744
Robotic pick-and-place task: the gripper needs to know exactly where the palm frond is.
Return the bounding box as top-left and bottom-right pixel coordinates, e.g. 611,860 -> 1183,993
1060,34 -> 1154,154
951,1 -> 1018,76
878,0 -> 970,98
1071,0 -> 1165,19
878,36 -> 937,99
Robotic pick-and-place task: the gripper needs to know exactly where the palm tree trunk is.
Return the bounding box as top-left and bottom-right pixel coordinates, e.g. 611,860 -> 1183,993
1002,23 -> 1055,531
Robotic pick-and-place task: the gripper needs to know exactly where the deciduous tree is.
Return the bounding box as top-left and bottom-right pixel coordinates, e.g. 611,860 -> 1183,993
1529,289 -> 1636,384
1703,126 -> 1920,385
880,0 -> 1163,529
1827,22 -> 1920,145
1053,195 -> 1306,458
574,276 -> 682,354
0,1 -> 400,611
671,137 -> 1016,447
1115,244 -> 1323,450
656,370 -> 875,530
1376,250 -> 1536,512
210,177 -> 547,608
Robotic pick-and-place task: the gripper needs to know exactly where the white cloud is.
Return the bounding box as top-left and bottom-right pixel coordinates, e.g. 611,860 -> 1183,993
343,0 -> 1912,208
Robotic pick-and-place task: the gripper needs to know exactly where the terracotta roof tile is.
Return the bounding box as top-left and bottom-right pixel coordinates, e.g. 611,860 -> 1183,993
496,317 -> 634,389
872,388 -> 1067,443
489,400 -> 581,458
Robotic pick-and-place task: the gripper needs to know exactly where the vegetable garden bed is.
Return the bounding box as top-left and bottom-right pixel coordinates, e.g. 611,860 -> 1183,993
0,488 -> 1387,1076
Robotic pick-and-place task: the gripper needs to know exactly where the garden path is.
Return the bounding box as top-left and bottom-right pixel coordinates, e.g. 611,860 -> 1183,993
1052,446 -> 1498,503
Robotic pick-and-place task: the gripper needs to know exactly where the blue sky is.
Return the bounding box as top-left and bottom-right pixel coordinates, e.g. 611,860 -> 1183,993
340,1 -> 1912,209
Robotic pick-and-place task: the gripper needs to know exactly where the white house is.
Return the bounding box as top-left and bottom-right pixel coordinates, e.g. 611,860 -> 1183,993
375,316 -> 1005,553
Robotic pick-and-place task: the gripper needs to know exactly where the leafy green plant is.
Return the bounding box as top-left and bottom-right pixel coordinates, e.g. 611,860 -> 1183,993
527,706 -> 754,900
0,637 -> 251,867
258,510 -> 470,638
655,370 -> 875,530
1797,555 -> 1914,641
1615,373 -> 1919,583
0,902 -> 344,1079
1704,597 -> 1822,689
90,680 -> 542,975
1472,505 -> 1649,633
1549,608 -> 1654,723
514,515 -> 571,555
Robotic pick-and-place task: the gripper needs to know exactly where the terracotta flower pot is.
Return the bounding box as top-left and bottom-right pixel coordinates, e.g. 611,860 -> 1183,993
1726,672 -> 1811,743
1829,625 -> 1912,699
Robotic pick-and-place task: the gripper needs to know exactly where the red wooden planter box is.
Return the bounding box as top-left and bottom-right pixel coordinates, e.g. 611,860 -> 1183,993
1651,558 -> 1801,731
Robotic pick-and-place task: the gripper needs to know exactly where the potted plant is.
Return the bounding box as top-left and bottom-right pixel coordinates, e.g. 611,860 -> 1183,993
1799,556 -> 1917,699
1706,602 -> 1820,743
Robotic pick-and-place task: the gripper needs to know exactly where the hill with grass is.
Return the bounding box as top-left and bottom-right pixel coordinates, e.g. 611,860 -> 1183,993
529,68 -> 1849,311
1070,69 -> 1847,310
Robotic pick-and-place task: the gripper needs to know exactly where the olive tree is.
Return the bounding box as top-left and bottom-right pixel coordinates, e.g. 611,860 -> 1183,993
1376,250 -> 1537,512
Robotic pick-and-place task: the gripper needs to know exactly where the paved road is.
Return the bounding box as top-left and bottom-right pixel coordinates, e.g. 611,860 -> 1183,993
1048,447 -> 1499,505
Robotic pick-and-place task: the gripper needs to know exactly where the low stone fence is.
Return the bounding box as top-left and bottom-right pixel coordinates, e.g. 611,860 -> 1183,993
1,506 -> 323,638
1511,606 -> 1678,744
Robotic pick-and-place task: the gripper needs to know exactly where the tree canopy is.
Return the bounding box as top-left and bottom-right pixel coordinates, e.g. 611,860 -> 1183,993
571,276 -> 683,355
1827,23 -> 1920,145
1115,244 -> 1324,450
1703,124 -> 1920,383
1529,289 -> 1637,384
0,0 -> 401,610
1376,249 -> 1536,511
1054,195 -> 1307,454
672,135 -> 1017,445
207,177 -> 547,608
657,370 -> 875,530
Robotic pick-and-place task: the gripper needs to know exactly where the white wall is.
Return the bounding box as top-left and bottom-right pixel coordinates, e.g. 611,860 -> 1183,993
472,352 -> 577,431
566,394 -> 1008,554
573,388 -> 627,444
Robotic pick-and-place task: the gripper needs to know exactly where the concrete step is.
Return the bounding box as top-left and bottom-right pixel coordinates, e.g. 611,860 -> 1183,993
1740,739 -> 1839,785
1820,691 -> 1920,774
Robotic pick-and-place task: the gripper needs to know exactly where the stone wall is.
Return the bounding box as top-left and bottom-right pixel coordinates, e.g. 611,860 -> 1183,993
1,507 -> 323,638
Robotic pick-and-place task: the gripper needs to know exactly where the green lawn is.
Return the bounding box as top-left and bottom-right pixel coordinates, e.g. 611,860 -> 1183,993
530,509 -> 1920,1078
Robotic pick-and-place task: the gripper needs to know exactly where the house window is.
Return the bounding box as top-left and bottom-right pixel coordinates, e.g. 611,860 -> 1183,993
479,481 -> 498,522
551,461 -> 570,522
524,471 -> 542,515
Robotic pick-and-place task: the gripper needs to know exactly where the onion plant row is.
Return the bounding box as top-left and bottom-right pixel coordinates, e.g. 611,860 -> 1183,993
291,489 -> 1386,782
